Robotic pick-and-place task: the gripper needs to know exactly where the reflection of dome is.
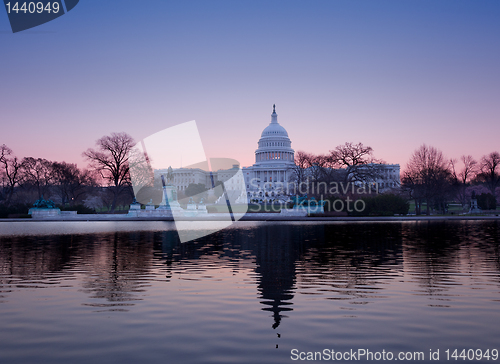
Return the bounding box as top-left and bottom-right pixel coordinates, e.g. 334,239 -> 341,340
255,105 -> 294,165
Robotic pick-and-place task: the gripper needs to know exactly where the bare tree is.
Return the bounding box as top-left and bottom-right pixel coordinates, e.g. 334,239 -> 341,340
450,155 -> 477,208
289,151 -> 314,185
83,132 -> 135,212
303,153 -> 341,197
128,144 -> 155,201
477,152 -> 500,195
402,145 -> 452,215
20,157 -> 53,199
0,144 -> 24,206
326,142 -> 383,187
51,162 -> 96,205
288,143 -> 382,197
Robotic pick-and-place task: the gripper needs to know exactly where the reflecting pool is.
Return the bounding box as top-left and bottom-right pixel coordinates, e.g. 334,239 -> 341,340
1,220 -> 500,363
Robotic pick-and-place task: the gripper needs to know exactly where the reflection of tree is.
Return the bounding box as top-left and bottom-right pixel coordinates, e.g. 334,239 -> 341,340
157,223 -> 404,329
0,234 -> 79,279
79,232 -> 154,310
3,221 -> 500,325
295,223 -> 403,302
0,232 -> 154,311
402,220 -> 500,298
402,221 -> 461,298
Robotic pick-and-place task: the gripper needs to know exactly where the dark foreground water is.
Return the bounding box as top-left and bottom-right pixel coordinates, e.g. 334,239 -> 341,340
1,220 -> 500,364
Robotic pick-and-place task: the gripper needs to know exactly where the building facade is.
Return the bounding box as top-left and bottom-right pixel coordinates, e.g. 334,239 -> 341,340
242,105 -> 296,201
155,106 -> 401,202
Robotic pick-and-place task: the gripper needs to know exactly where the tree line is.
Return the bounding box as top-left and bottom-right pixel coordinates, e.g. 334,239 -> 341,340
290,142 -> 499,215
402,145 -> 499,215
1,131 -> 499,216
0,132 -> 135,215
288,142 -> 388,195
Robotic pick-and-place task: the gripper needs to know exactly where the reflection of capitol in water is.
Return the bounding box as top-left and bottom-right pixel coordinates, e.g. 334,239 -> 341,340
1,221 -> 500,328
157,223 -> 407,329
2,222 -> 500,363
158,225 -> 304,329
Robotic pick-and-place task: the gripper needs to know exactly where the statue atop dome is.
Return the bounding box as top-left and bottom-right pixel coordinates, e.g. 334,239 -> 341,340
273,104 -> 276,113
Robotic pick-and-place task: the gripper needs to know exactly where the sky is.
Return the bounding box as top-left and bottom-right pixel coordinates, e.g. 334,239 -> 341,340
1,0 -> 499,171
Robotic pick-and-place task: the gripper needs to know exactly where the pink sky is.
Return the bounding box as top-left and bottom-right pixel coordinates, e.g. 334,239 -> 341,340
1,1 -> 499,172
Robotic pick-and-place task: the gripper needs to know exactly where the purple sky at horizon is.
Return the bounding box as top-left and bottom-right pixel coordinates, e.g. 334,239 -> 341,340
1,0 -> 499,172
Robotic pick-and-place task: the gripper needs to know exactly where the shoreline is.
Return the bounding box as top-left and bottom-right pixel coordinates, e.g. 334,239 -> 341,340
1,214 -> 499,223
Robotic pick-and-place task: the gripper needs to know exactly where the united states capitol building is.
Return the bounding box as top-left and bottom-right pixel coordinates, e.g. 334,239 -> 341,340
241,105 -> 296,201
155,106 -> 400,203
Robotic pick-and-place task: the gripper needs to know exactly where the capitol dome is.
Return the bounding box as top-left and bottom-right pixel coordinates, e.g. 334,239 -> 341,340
261,120 -> 289,137
254,105 -> 294,165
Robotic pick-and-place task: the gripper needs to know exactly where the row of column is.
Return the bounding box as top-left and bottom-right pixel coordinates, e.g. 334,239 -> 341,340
255,170 -> 287,183
256,151 -> 294,162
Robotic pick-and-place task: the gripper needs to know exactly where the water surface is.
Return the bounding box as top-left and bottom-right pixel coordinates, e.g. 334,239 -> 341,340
1,220 -> 499,363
